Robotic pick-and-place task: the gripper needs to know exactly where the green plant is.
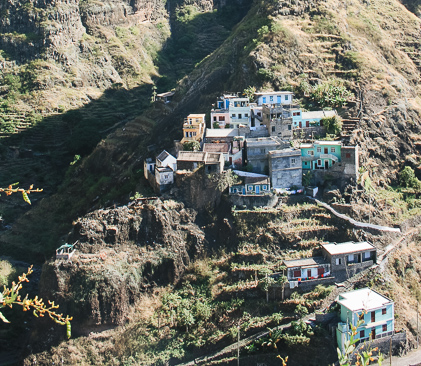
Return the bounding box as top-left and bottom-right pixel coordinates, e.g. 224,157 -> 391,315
399,166 -> 421,190
0,265 -> 72,336
310,79 -> 353,107
183,140 -> 200,151
321,115 -> 343,135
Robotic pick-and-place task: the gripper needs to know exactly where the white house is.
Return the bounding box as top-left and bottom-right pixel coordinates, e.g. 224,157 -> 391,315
255,91 -> 294,106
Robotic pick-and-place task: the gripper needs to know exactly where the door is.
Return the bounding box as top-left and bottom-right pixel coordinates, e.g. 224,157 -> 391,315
307,269 -> 312,278
325,160 -> 329,169
242,188 -> 246,195
262,97 -> 266,104
371,328 -> 376,340
371,311 -> 375,323
256,185 -> 260,194
318,267 -> 324,276
306,121 -> 310,127
299,121 -> 302,128
324,148 -> 328,153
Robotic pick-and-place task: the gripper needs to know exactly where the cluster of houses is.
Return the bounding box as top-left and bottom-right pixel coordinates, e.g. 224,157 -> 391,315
145,90 -> 358,195
149,92 -> 401,356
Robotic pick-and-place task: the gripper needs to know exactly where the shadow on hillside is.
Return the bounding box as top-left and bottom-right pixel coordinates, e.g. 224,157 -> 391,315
0,0 -> 256,262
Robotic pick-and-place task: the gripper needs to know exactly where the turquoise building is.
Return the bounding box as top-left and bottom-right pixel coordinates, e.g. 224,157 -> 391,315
336,288 -> 394,353
300,141 -> 342,170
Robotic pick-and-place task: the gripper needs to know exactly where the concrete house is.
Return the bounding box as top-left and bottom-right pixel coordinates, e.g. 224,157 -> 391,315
177,151 -> 224,174
283,257 -> 331,282
211,94 -> 251,129
262,104 -> 293,139
203,143 -> 230,162
294,110 -> 337,128
300,141 -> 342,170
255,91 -> 294,106
268,149 -> 302,189
156,91 -> 174,103
230,170 -> 271,195
336,288 -> 394,353
321,241 -> 376,279
181,114 -> 206,144
144,150 -> 177,193
245,137 -> 289,174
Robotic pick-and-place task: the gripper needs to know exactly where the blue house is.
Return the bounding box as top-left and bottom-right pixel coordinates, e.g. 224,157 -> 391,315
336,288 -> 394,353
300,141 -> 342,170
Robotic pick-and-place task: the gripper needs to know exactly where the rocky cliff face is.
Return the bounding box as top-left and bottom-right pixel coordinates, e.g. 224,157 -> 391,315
39,198 -> 205,332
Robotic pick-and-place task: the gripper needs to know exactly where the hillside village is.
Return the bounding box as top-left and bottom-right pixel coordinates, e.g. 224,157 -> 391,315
141,90 -> 410,362
145,90 -> 359,198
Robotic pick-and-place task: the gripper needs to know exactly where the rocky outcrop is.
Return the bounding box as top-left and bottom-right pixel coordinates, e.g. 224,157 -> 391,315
38,199 -> 205,332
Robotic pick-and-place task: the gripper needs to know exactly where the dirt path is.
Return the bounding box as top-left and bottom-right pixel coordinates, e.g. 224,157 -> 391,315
308,197 -> 401,233
372,347 -> 421,366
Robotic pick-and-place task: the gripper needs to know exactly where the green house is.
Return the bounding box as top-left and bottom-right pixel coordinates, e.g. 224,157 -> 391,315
300,141 -> 342,170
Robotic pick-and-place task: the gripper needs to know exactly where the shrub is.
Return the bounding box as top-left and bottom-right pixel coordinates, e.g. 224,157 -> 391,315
321,115 -> 343,135
400,166 -> 421,190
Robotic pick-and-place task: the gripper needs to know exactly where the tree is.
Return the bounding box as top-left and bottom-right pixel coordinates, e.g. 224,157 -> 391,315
243,86 -> 256,101
321,115 -> 343,136
276,273 -> 288,301
259,268 -> 275,303
183,140 -> 200,151
400,166 -> 421,190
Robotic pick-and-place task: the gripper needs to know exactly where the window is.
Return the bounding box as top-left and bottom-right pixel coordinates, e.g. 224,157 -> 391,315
382,324 -> 387,332
317,159 -> 322,166
248,186 -> 253,191
293,270 -> 301,278
260,148 -> 265,154
285,95 -> 289,100
304,162 -> 308,166
238,114 -> 242,119
262,185 -> 267,190
382,308 -> 387,315
270,96 -> 273,101
185,132 -> 188,137
193,132 -> 197,136
297,112 -> 300,116
331,147 -> 335,153
317,147 -> 321,153
272,126 -> 276,133
346,153 -> 351,158
288,125 -> 292,130
364,251 -> 371,259
348,254 -> 354,262
262,97 -> 266,103
245,113 -> 249,117
308,151 -> 314,156
219,116 -> 225,122
232,114 -> 236,118
360,330 -> 365,338
233,188 -> 237,193
291,158 -> 296,165
213,116 -> 217,121
336,258 -> 342,265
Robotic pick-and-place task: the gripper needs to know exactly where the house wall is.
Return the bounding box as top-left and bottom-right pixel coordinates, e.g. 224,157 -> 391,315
228,192 -> 278,209
269,151 -> 302,189
293,126 -> 326,139
155,169 -> 174,186
211,111 -> 231,128
177,160 -> 202,171
158,155 -> 177,171
256,93 -> 293,105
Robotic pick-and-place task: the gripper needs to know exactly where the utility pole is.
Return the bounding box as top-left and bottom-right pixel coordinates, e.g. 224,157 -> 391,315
389,336 -> 392,365
417,298 -> 419,349
237,325 -> 240,366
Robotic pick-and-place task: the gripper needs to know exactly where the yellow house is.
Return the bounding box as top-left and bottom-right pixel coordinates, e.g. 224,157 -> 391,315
181,114 -> 206,144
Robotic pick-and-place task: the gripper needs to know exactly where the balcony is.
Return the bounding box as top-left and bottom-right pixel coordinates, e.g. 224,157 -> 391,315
320,153 -> 339,162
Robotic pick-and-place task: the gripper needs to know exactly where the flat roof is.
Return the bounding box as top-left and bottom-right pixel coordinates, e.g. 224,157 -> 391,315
178,151 -> 223,164
205,128 -> 238,138
156,91 -> 174,97
255,91 -> 294,96
301,110 -> 337,119
203,143 -> 230,153
187,113 -> 206,118
338,288 -> 393,312
283,256 -> 328,268
233,170 -> 269,178
269,148 -> 301,156
322,241 -> 375,255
